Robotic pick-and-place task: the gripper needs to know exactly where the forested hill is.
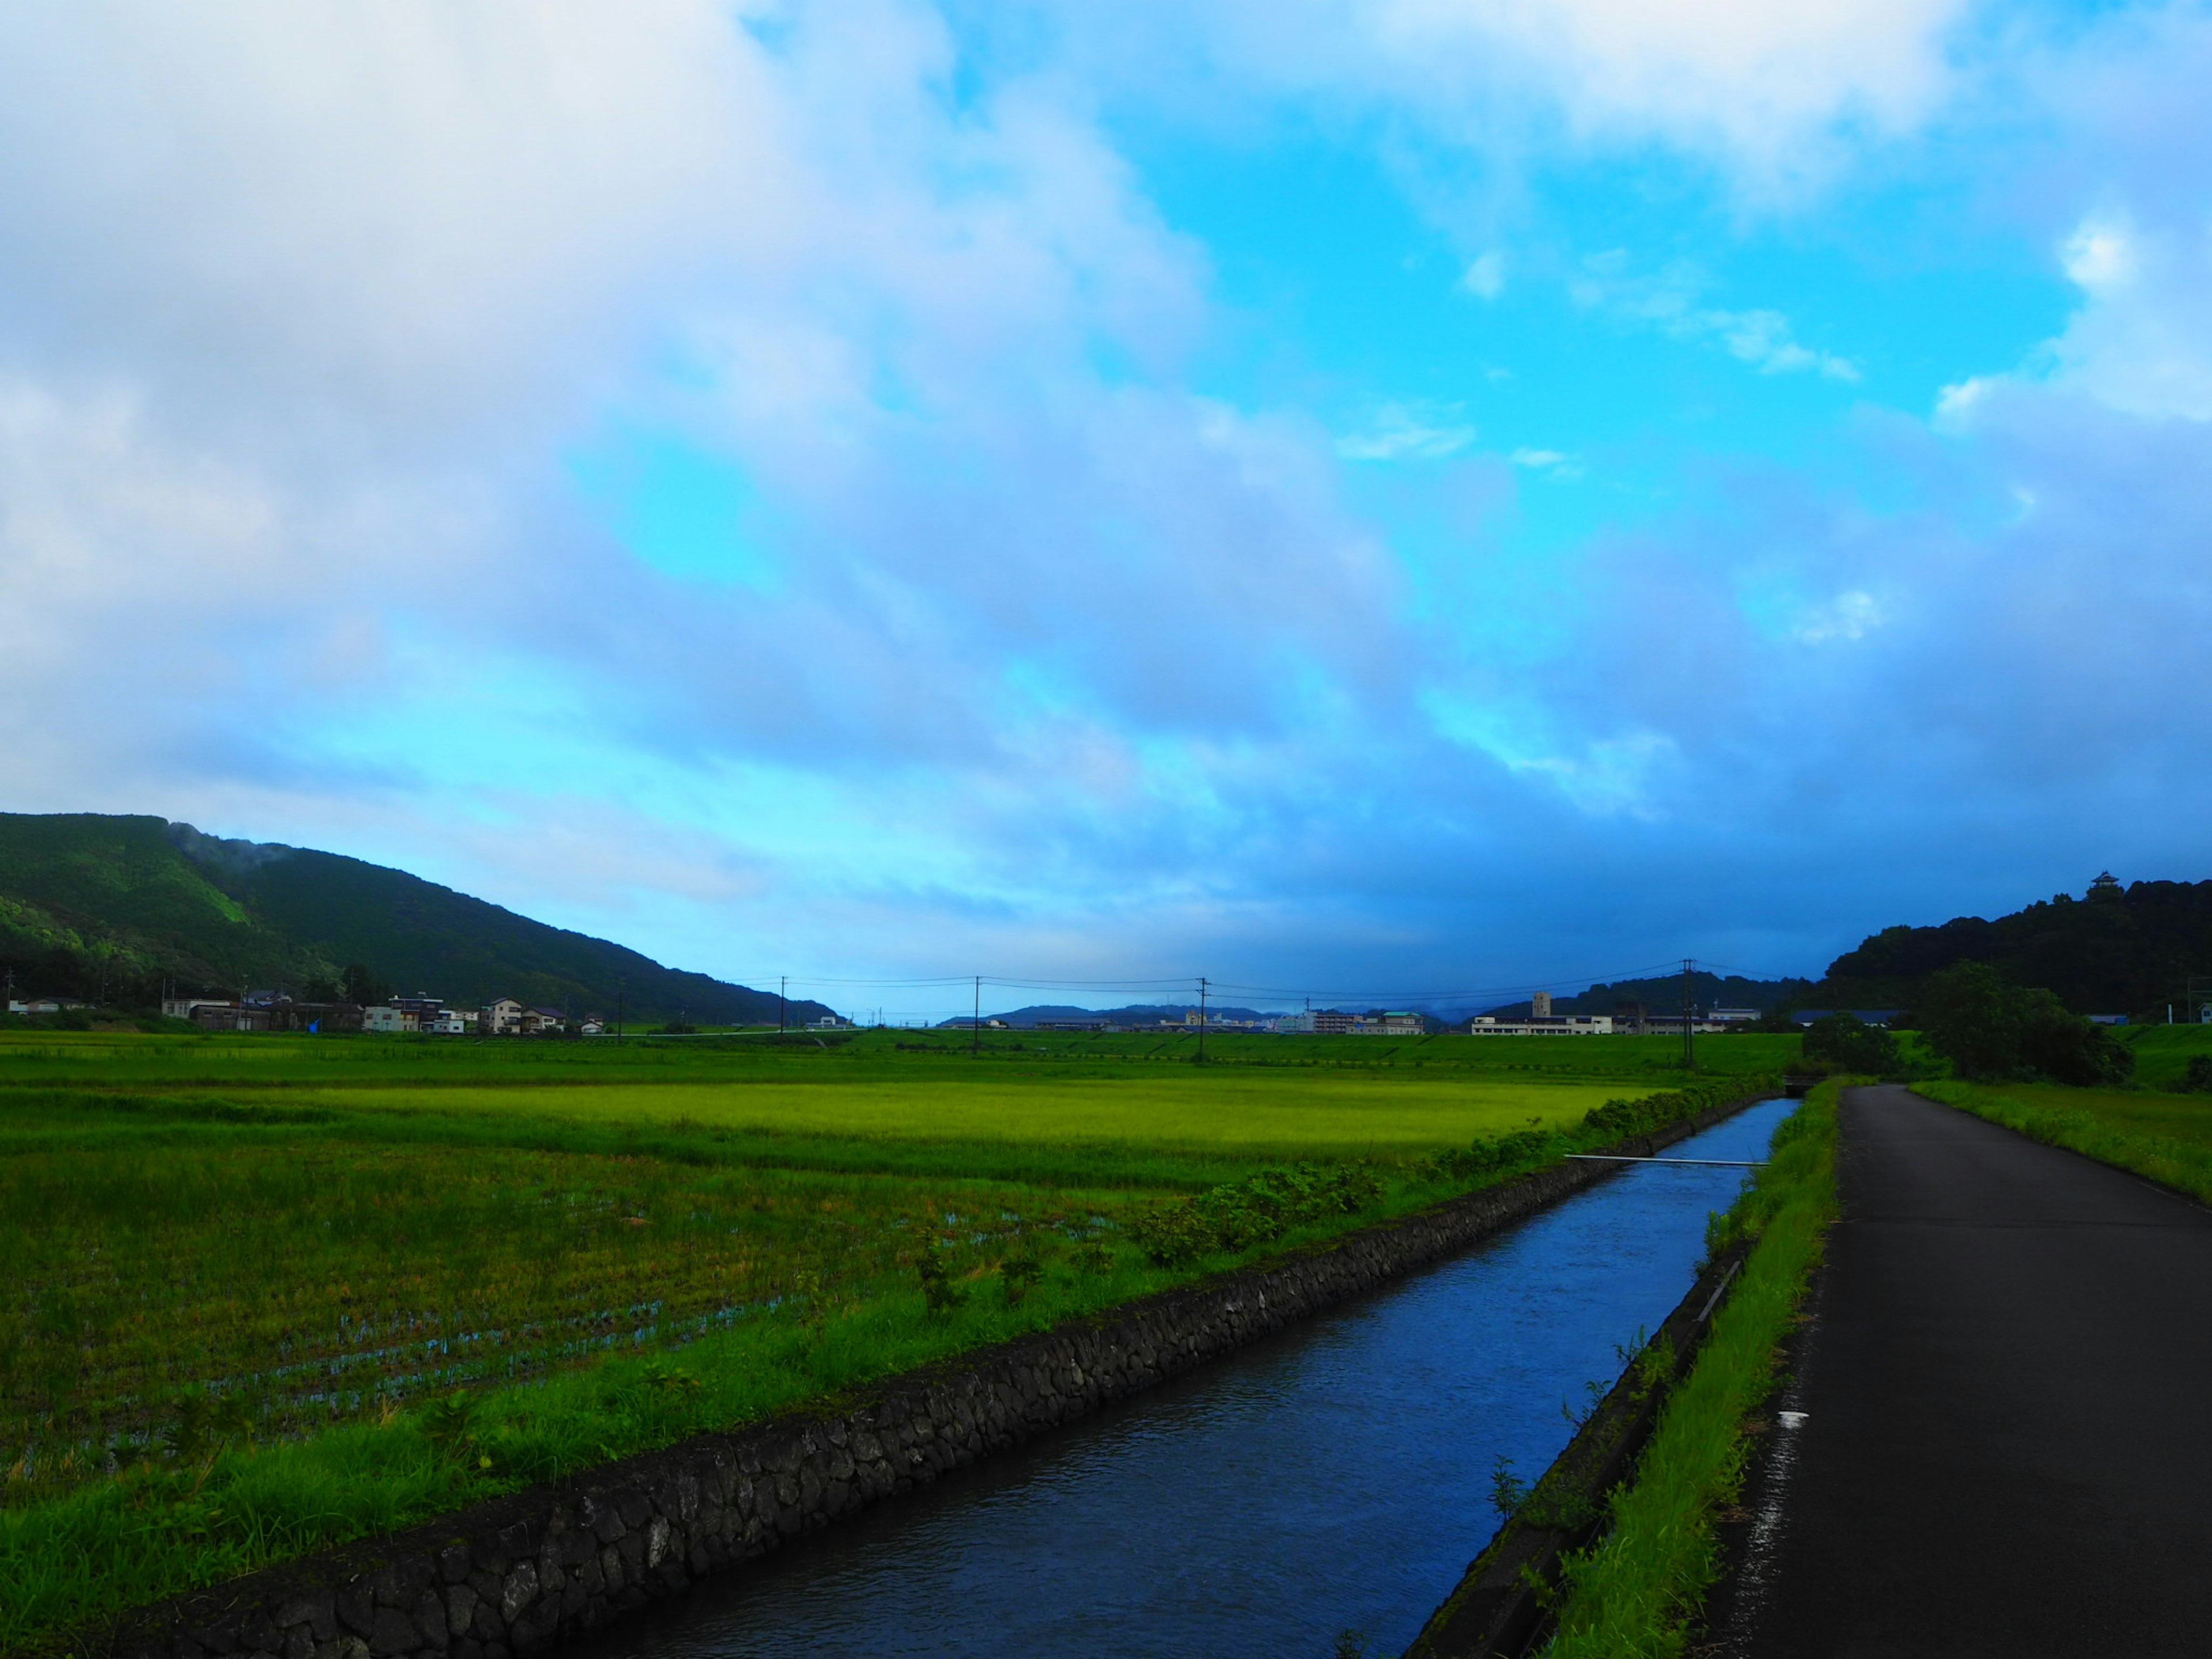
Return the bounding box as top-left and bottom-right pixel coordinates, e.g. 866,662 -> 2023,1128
1484,971 -> 1811,1020
1814,874 -> 2212,1015
0,812 -> 828,1025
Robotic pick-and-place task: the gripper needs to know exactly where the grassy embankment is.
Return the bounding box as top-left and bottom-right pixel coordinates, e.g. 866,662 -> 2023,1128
0,1027 -> 1790,1650
1536,1078 -> 1840,1659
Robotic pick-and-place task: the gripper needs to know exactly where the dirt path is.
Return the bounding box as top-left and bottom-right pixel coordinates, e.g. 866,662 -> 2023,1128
1719,1083 -> 2212,1657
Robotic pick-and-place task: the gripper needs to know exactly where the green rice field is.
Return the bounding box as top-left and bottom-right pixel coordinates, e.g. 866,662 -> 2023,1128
0,1026 -> 1790,1649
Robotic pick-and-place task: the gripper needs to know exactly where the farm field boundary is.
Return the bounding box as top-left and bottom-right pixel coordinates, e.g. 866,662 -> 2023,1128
66,1092 -> 1777,1659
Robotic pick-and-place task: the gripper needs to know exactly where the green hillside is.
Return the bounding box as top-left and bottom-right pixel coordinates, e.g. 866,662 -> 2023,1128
0,812 -> 825,1025
1814,872 -> 2212,1017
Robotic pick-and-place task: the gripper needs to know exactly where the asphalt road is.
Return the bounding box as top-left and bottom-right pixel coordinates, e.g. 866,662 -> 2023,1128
1724,1083 -> 2212,1658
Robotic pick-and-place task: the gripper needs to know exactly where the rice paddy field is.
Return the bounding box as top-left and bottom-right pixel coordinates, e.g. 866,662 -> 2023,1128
0,1025 -> 1792,1648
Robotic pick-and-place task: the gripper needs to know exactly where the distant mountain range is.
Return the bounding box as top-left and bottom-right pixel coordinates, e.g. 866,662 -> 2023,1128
0,812 -> 831,1025
10,814 -> 2192,1031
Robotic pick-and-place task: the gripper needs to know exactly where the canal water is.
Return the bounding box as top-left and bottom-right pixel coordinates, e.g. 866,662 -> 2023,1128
581,1100 -> 1795,1659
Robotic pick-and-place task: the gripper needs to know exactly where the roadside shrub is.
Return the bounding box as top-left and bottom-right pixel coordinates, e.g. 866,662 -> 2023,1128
1129,1162 -> 1384,1266
1424,1127 -> 1557,1182
2183,1055 -> 2212,1093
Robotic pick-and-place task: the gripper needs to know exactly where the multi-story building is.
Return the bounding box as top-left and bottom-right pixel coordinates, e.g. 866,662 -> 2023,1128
1467,1014 -> 1616,1036
1350,1011 -> 1426,1035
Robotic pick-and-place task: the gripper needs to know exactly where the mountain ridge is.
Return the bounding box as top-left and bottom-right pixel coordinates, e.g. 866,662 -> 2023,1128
0,812 -> 827,1025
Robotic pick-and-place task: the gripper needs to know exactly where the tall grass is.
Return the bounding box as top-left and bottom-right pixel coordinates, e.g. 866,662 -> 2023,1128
1538,1080 -> 1839,1658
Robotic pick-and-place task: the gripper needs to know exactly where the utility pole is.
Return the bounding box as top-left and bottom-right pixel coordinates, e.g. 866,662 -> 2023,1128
615,976 -> 626,1043
778,976 -> 786,1033
1681,957 -> 1696,1071
972,976 -> 982,1056
1197,976 -> 1209,1063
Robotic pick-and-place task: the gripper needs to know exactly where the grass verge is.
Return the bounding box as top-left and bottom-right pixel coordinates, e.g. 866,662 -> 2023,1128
1535,1078 -> 1839,1659
1916,1079 -> 2212,1204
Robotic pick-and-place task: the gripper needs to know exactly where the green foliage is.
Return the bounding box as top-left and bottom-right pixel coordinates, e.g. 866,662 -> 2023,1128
158,1387 -> 255,1467
0,809 -> 824,1024
1800,1012 -> 1899,1075
2185,1055 -> 2212,1093
1818,872 -> 2212,1015
1489,1453 -> 1532,1520
1127,1162 -> 1385,1266
915,1243 -> 969,1317
415,1390 -> 490,1471
1919,962 -> 2134,1085
340,963 -> 389,1006
1000,1247 -> 1044,1305
1539,1082 -> 1839,1658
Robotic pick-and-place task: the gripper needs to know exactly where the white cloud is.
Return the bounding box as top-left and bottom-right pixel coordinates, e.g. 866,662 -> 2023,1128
2046,213 -> 2212,422
1509,446 -> 1582,478
1338,402 -> 1480,461
1570,256 -> 1860,381
1054,0 -> 1969,193
1795,589 -> 1886,643
2062,217 -> 2137,292
1463,250 -> 1507,298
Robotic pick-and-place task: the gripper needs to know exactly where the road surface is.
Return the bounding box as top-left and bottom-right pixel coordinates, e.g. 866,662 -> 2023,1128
1722,1083 -> 2212,1657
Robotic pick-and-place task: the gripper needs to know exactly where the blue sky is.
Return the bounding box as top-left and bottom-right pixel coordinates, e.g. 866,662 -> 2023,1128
2,1 -> 2208,1021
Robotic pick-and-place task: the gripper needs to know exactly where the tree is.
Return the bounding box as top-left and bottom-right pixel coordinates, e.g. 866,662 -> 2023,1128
1801,1012 -> 1900,1075
340,963 -> 391,1006
1919,961 -> 2133,1085
1918,962 -> 2025,1080
2016,990 -> 2134,1086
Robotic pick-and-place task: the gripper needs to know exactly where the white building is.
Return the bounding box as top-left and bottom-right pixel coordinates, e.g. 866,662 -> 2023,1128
1468,1014 -> 1616,1036
364,1005 -> 416,1034
1350,1012 -> 1426,1035
161,997 -> 233,1020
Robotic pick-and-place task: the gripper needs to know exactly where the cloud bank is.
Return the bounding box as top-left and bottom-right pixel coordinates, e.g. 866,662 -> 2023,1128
0,0 -> 2206,1014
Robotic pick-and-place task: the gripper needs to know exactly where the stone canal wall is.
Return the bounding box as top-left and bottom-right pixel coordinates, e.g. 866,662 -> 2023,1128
84,1094 -> 1768,1659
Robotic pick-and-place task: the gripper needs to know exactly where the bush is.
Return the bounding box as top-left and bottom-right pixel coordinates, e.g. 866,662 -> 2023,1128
1919,961 -> 2132,1085
1801,1011 -> 1899,1075
1129,1162 -> 1384,1266
2183,1055 -> 2212,1094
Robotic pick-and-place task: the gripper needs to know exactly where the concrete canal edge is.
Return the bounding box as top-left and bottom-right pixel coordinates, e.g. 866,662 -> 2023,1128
67,1091 -> 1776,1659
1399,1243 -> 1755,1659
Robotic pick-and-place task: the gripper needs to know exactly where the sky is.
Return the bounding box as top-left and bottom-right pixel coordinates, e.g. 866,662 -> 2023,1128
1,1 -> 2209,1021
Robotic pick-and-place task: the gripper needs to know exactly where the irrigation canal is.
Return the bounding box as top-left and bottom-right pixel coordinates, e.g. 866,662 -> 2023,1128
576,1099 -> 1796,1659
